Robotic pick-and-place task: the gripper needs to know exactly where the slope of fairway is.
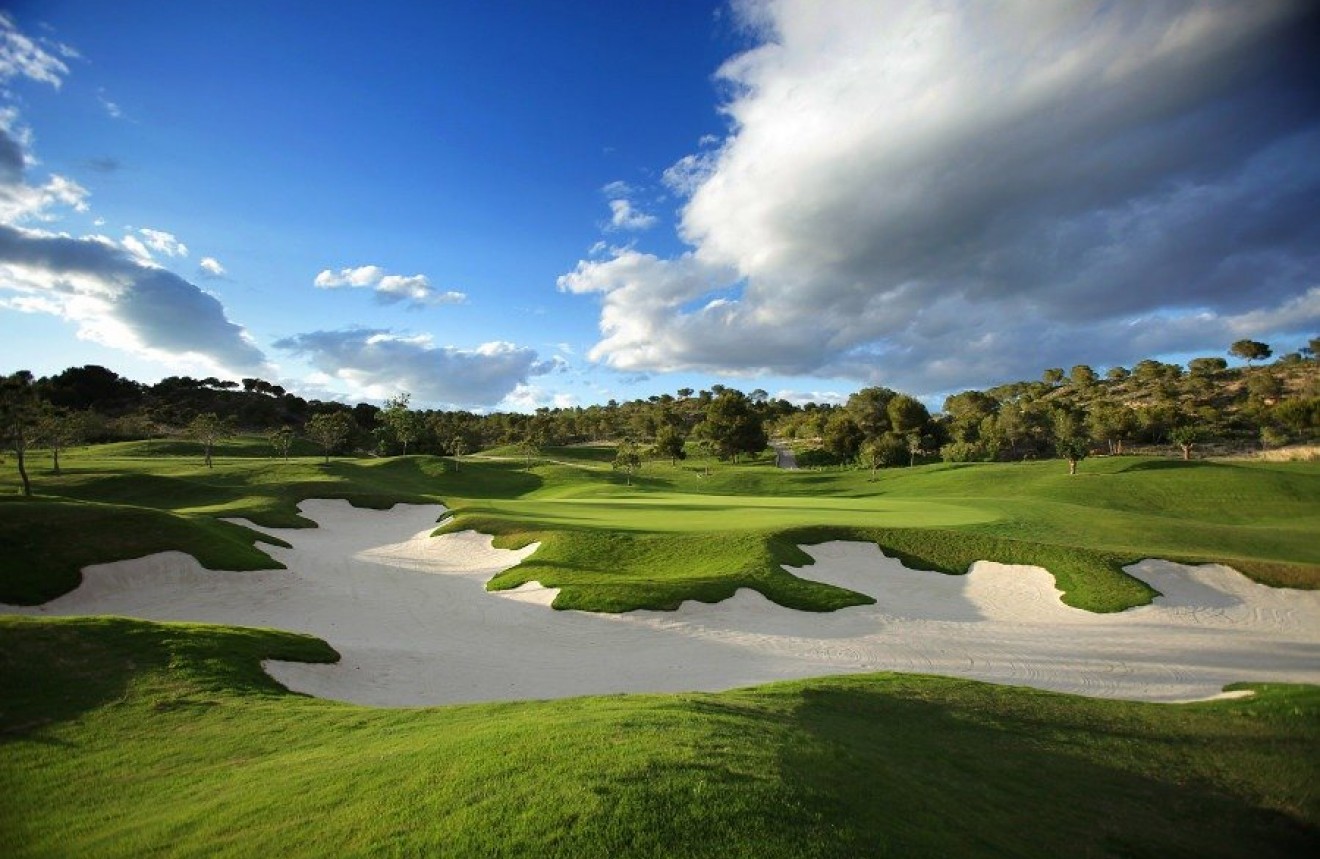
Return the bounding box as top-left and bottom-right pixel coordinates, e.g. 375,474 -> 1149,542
1,616 -> 1316,858
2,444 -> 1316,612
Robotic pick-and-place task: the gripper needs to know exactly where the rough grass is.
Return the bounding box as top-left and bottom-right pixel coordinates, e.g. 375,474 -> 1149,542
0,616 -> 1315,858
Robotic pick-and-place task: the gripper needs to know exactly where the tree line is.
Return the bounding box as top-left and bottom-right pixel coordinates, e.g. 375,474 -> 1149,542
3,337 -> 1317,494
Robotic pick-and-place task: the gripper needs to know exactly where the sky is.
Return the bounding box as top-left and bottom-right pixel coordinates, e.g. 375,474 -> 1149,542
1,1 -> 1317,412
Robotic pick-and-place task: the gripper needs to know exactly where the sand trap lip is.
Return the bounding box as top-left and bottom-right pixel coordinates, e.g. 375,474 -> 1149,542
4,499 -> 1318,707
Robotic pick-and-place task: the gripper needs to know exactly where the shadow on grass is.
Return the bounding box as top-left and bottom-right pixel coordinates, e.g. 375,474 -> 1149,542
0,616 -> 338,739
767,678 -> 1319,857
1119,459 -> 1228,473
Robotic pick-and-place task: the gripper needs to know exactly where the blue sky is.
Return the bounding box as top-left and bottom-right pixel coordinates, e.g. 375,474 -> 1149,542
1,1 -> 1317,411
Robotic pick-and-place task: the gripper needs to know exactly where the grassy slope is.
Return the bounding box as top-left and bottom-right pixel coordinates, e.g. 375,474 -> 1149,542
2,441 -> 1317,611
443,451 -> 1319,611
1,616 -> 1315,858
0,443 -> 453,604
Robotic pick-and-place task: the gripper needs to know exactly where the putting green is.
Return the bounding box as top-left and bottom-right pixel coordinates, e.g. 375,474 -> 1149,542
475,492 -> 995,532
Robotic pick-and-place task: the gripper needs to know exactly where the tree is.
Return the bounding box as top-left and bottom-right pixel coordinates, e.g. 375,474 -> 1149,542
1069,365 -> 1097,388
517,434 -> 542,470
186,412 -> 234,469
651,423 -> 687,465
379,392 -> 420,455
821,412 -> 864,461
907,433 -> 924,467
1042,368 -> 1065,386
1086,401 -> 1136,456
306,411 -> 356,463
697,390 -> 767,462
269,425 -> 295,460
1051,408 -> 1089,475
845,387 -> 897,437
941,390 -> 996,443
858,433 -> 906,479
1,371 -> 42,496
886,394 -> 930,436
1187,357 -> 1227,377
1229,339 -> 1272,365
1169,425 -> 1201,461
40,364 -> 143,414
450,436 -> 468,471
37,407 -> 91,475
613,438 -> 642,485
1246,371 -> 1283,405
1105,366 -> 1130,382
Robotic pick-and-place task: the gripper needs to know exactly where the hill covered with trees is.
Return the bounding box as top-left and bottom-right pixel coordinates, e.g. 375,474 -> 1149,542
3,338 -> 1317,494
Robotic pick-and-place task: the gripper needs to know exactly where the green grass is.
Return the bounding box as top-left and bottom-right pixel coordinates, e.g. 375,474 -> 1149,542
438,453 -> 1319,612
1,615 -> 1316,858
2,441 -> 1317,612
2,444 -> 1317,856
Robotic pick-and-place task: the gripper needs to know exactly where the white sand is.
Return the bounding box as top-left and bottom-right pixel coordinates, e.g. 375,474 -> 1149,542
5,499 -> 1318,707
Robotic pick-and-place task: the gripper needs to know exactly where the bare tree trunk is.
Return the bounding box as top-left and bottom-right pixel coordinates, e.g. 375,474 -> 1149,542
52,447 -> 61,475
1068,457 -> 1078,476
17,446 -> 31,496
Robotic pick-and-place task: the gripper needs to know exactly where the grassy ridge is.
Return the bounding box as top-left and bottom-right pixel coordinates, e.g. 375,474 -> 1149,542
1,616 -> 1315,858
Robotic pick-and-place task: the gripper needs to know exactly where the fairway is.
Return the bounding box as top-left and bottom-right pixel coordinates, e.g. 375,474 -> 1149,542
475,491 -> 995,532
8,498 -> 1318,707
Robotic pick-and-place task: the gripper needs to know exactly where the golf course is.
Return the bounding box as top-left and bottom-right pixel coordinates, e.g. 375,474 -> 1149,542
2,440 -> 1318,856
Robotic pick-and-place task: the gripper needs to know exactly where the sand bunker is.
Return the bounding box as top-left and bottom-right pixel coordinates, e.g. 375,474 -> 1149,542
5,499 -> 1318,706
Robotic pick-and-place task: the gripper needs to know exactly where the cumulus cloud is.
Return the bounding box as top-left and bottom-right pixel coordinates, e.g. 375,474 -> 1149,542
314,264 -> 466,308
0,224 -> 269,375
273,329 -> 552,408
563,0 -> 1320,395
500,383 -> 579,413
0,124 -> 89,222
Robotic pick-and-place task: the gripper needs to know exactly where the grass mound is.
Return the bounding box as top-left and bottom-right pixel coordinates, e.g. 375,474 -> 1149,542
1,616 -> 1315,857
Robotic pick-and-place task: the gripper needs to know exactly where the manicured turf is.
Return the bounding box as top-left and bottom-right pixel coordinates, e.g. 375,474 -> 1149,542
2,444 -> 1317,856
2,440 -> 1317,611
1,616 -> 1315,858
440,451 -> 1319,611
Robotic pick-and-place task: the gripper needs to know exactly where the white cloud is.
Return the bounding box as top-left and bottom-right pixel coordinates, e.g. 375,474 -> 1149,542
273,329 -> 552,408
662,151 -> 718,196
198,256 -> 226,278
120,233 -> 153,263
563,0 -> 1320,395
775,390 -> 847,407
499,383 -> 579,413
0,13 -> 72,89
607,198 -> 657,231
0,171 -> 88,222
315,265 -> 385,288
0,224 -> 270,376
98,89 -> 122,119
138,228 -> 187,257
314,264 -> 466,308
0,118 -> 89,224
601,178 -> 658,232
